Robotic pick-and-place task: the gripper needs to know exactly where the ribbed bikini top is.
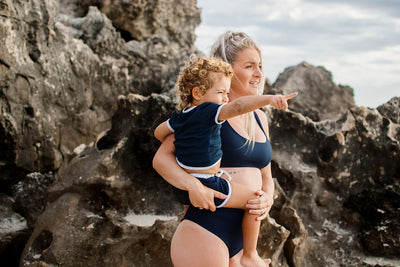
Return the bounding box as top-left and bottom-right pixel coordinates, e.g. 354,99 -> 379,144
220,112 -> 272,169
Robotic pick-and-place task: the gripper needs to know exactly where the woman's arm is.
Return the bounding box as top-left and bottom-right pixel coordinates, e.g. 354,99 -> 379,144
152,135 -> 227,211
154,121 -> 173,142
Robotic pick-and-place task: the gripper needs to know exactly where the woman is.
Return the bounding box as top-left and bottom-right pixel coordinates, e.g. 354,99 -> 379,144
153,31 -> 278,266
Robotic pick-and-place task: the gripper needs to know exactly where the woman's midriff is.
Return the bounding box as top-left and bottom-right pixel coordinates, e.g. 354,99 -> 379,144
222,167 -> 262,190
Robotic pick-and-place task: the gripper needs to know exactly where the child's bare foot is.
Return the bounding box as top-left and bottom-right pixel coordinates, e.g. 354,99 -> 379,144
240,253 -> 269,267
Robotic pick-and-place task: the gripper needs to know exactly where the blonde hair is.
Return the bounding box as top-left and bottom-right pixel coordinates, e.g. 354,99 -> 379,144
210,31 -> 265,142
176,56 -> 233,110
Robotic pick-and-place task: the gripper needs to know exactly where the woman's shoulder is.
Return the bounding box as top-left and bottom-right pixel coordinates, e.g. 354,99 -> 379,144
255,109 -> 268,122
255,109 -> 269,133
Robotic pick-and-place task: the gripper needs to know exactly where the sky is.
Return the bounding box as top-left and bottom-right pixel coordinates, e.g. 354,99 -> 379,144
194,0 -> 400,108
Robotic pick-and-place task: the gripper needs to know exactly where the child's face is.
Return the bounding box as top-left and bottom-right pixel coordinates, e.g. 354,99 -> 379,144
199,74 -> 231,105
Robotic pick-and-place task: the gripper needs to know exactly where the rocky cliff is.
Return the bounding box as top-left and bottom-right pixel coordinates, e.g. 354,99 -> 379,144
1,0 -> 399,266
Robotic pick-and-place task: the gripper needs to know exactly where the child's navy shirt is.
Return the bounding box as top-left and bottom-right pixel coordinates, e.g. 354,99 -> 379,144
167,102 -> 225,170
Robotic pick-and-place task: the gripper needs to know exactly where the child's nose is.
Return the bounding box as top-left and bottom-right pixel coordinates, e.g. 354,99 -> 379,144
224,95 -> 229,103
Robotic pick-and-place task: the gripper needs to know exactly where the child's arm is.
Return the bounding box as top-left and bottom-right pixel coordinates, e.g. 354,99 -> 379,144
154,121 -> 173,142
218,92 -> 297,121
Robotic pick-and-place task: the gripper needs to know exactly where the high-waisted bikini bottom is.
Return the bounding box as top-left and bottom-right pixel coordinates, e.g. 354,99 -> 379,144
183,205 -> 244,258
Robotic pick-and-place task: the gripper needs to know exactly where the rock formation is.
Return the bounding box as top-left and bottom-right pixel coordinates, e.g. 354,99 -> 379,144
0,0 -> 399,266
0,0 -> 199,186
269,61 -> 356,121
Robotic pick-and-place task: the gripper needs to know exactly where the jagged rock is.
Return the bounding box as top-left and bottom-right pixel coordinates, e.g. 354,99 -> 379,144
79,0 -> 200,47
0,0 -> 200,185
377,96 -> 400,124
270,61 -> 356,121
57,0 -> 201,95
340,106 -> 400,257
48,138 -> 181,216
267,99 -> 400,265
12,172 -> 54,228
96,93 -> 176,151
259,216 -> 291,266
20,192 -> 177,267
260,179 -> 308,267
0,194 -> 31,266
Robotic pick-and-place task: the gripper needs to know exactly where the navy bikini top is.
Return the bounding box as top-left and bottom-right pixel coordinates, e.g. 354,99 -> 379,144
220,112 -> 272,169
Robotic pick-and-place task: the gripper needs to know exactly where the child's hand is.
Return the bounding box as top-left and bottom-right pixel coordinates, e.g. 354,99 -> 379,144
270,92 -> 298,110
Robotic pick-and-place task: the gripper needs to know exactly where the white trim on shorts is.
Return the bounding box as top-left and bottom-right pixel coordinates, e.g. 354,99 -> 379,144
177,158 -> 221,171
216,180 -> 231,208
189,169 -> 232,208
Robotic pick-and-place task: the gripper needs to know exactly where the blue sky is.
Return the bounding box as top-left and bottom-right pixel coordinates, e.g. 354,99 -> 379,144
195,0 -> 400,108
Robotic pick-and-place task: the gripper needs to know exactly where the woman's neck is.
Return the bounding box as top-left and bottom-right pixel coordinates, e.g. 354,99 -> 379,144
227,90 -> 242,102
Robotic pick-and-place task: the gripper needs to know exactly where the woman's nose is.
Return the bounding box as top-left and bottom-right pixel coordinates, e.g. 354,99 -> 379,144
254,66 -> 262,77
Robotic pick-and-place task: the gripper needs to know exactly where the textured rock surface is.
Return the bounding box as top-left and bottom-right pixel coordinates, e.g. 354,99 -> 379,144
20,192 -> 176,267
270,61 -> 356,121
267,98 -> 400,265
0,194 -> 30,266
0,0 -> 199,185
1,0 -> 399,266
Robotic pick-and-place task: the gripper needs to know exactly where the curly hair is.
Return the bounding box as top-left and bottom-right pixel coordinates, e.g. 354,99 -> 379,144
176,56 -> 233,110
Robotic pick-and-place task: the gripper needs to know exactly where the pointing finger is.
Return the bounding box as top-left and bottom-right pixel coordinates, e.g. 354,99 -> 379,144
283,92 -> 298,100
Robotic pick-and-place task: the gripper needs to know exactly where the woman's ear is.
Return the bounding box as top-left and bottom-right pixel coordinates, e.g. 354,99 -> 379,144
192,87 -> 203,100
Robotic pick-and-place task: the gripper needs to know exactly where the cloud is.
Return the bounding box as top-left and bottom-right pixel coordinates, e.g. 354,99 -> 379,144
195,0 -> 400,107
304,0 -> 400,18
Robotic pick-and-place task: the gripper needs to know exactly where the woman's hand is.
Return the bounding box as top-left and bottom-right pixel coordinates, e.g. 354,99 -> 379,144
188,179 -> 227,212
270,92 -> 298,110
246,190 -> 274,221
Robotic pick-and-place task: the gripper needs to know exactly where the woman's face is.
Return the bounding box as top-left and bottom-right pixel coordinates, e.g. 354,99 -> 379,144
230,47 -> 263,98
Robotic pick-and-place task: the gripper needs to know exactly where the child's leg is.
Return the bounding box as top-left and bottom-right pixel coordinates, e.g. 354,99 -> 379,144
223,181 -> 267,267
240,209 -> 266,266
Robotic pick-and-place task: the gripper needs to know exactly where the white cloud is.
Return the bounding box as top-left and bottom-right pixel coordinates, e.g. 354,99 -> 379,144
195,0 -> 400,107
